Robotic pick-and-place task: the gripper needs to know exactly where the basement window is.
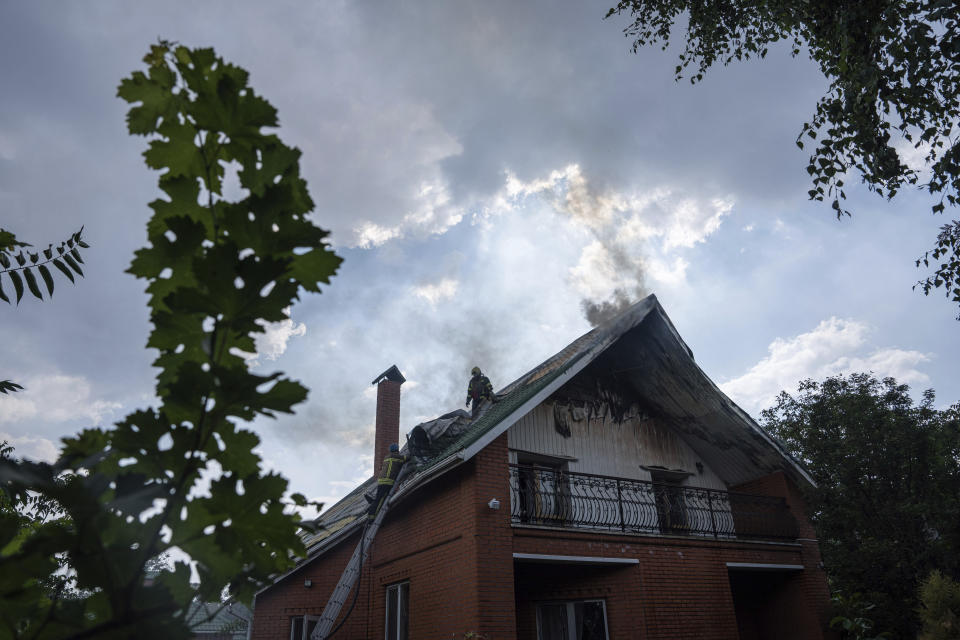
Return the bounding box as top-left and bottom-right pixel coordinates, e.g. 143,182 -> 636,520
537,599 -> 609,640
289,614 -> 319,640
385,581 -> 409,640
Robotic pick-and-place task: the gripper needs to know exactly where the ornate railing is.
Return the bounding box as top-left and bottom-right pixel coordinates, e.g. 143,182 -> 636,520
508,464 -> 798,541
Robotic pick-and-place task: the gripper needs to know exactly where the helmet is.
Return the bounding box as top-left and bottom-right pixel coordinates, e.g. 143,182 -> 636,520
389,443 -> 399,453
471,366 -> 481,376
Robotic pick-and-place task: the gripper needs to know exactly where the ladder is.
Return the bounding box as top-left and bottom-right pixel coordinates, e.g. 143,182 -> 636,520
311,464 -> 414,640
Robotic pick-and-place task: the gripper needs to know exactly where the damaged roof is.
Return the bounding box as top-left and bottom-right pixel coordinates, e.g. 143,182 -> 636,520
298,293 -> 811,559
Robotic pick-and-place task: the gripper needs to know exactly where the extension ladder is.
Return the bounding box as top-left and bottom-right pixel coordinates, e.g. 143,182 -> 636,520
311,463 -> 414,640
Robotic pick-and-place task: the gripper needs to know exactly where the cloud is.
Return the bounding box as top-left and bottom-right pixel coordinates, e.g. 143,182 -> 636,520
0,432 -> 60,462
893,136 -> 933,174
0,373 -> 122,427
353,179 -> 464,249
720,318 -> 931,416
236,308 -> 307,367
412,278 -> 459,306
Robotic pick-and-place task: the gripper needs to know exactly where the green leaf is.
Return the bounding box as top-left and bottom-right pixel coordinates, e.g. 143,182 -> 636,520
0,275 -> 8,303
289,246 -> 343,293
8,269 -> 24,303
0,44 -> 345,637
0,380 -> 24,394
257,378 -> 309,415
52,258 -> 75,283
22,267 -> 42,300
38,264 -> 54,296
142,123 -> 211,185
63,253 -> 84,277
0,230 -> 17,251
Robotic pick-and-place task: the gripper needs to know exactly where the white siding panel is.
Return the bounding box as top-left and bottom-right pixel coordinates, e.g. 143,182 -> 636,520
508,403 -> 727,491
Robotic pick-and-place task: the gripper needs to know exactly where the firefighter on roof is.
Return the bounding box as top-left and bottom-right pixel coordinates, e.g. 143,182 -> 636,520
366,443 -> 406,521
465,366 -> 495,419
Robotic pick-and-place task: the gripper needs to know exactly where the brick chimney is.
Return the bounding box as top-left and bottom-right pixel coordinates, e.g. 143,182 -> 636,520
372,365 -> 405,469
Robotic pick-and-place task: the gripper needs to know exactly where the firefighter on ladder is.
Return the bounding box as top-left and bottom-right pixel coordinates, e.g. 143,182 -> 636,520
366,443 -> 406,521
465,366 -> 495,419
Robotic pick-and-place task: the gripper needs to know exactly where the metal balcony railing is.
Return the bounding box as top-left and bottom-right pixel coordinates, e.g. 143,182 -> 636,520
508,464 -> 798,541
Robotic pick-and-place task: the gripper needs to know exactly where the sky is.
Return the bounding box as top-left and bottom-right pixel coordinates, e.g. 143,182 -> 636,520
2,1 -> 958,518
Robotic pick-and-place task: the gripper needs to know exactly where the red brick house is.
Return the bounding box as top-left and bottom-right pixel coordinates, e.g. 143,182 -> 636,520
250,295 -> 831,640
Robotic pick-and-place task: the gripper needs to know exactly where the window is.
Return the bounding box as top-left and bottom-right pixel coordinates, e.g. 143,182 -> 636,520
289,615 -> 319,640
517,454 -> 569,524
650,470 -> 688,534
536,600 -> 609,640
385,581 -> 409,640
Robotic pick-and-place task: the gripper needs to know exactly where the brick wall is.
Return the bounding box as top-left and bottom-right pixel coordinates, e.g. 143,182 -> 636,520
512,524 -> 825,639
464,433 -> 517,639
250,526 -> 362,640
374,379 -> 402,469
250,439 -> 511,640
252,447 -> 832,640
732,471 -> 833,636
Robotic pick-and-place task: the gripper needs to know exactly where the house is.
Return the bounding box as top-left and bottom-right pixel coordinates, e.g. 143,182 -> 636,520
249,295 -> 832,640
185,601 -> 250,640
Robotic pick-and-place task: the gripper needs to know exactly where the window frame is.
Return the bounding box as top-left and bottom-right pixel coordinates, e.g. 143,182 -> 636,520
289,614 -> 320,640
384,581 -> 409,640
516,453 -> 570,524
649,470 -> 689,534
535,599 -> 610,640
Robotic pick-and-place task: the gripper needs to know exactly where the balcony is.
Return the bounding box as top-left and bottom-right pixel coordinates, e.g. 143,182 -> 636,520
508,464 -> 798,541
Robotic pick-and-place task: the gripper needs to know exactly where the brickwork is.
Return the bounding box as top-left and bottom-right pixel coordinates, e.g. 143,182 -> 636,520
251,457 -> 493,640
250,527 -> 362,640
465,434 -> 517,639
374,379 -> 402,470
733,471 -> 833,635
512,524 -> 824,639
252,450 -> 831,640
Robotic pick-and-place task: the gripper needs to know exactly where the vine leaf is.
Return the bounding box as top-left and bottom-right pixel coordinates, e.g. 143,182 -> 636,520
0,42 -> 340,637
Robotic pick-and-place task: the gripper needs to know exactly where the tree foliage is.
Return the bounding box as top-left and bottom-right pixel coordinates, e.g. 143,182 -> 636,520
918,570 -> 960,640
0,42 -> 340,639
0,381 -> 24,395
829,591 -> 890,640
0,442 -> 84,604
0,228 -> 88,305
761,373 -> 960,638
1,227 -> 90,394
606,0 -> 960,317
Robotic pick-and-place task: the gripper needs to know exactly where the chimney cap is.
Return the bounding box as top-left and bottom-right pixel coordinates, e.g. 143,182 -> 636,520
372,365 -> 406,386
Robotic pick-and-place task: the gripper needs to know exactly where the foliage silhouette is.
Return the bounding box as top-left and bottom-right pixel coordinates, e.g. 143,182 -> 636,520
762,373 -> 960,638
1,227 -> 90,394
607,1 -> 960,317
0,41 -> 340,639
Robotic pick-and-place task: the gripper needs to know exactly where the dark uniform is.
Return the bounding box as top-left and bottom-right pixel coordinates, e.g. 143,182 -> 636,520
367,451 -> 406,521
466,368 -> 494,419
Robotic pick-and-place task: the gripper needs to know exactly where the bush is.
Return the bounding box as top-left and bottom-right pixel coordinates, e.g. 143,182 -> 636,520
918,571 -> 960,640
